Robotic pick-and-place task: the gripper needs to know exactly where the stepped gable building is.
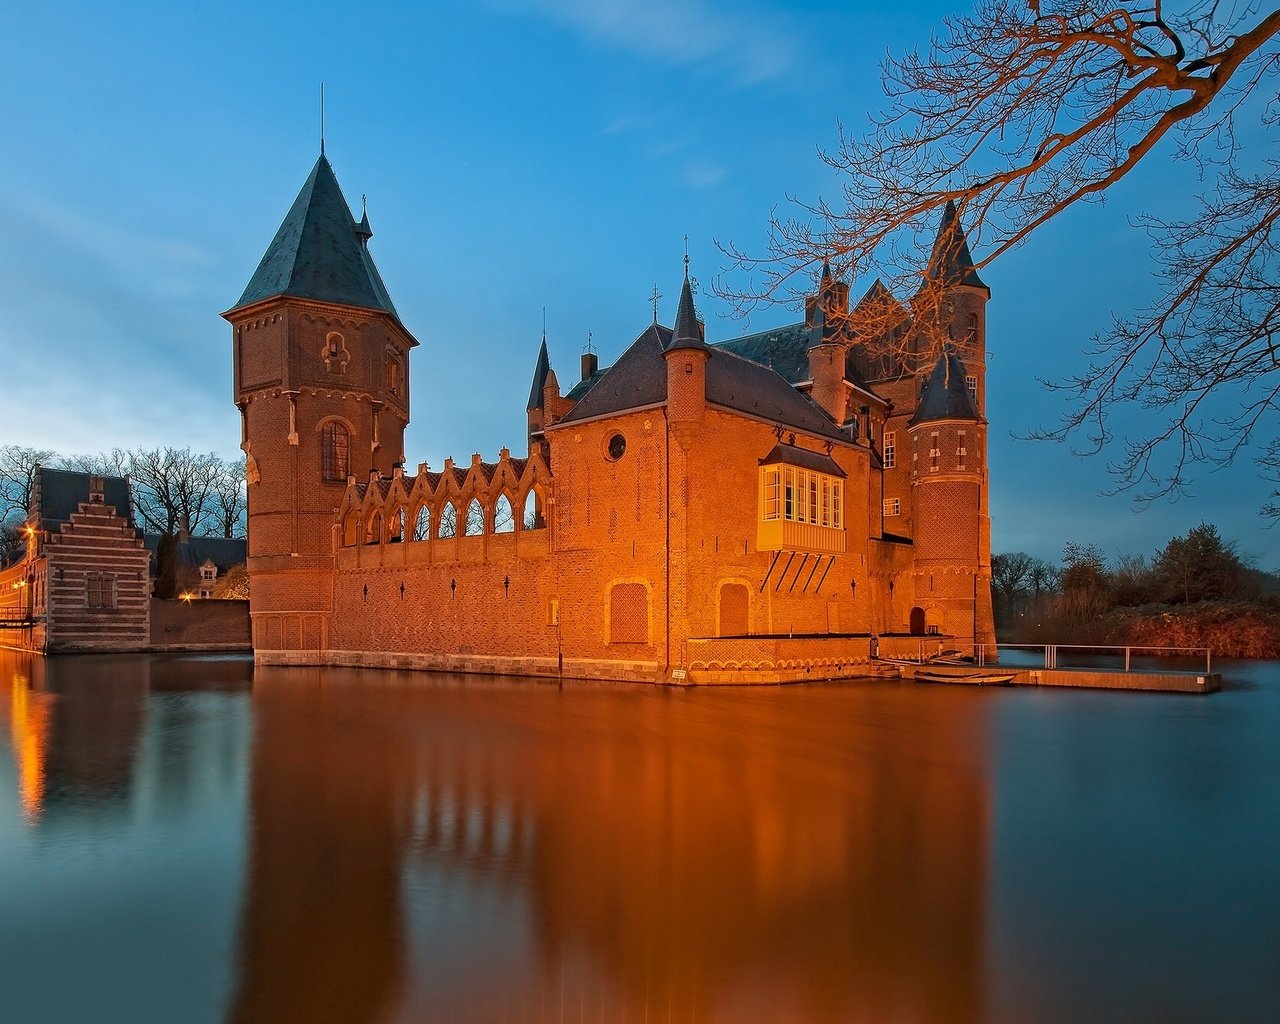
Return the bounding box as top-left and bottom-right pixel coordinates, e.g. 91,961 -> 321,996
225,153 -> 995,682
0,468 -> 151,653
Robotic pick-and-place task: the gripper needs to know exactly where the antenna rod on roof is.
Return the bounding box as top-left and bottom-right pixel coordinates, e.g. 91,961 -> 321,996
320,83 -> 326,156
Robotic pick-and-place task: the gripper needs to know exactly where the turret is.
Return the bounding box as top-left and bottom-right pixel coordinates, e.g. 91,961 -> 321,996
222,152 -> 417,655
806,261 -> 853,425
662,268 -> 709,451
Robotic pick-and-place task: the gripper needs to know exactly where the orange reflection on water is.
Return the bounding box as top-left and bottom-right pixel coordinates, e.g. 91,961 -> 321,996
4,653 -> 51,823
233,672 -> 992,1023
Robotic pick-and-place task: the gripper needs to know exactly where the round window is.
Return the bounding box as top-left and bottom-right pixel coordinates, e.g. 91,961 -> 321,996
606,433 -> 627,461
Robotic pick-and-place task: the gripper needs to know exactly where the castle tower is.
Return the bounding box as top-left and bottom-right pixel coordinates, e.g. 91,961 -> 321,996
907,204 -> 995,651
662,269 -> 709,452
806,261 -> 853,425
222,153 -> 418,655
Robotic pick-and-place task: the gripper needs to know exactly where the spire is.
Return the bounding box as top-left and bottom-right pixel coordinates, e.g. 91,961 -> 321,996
230,154 -> 400,320
527,335 -> 551,411
911,346 -> 979,425
821,258 -> 832,282
667,266 -> 706,352
924,200 -> 988,292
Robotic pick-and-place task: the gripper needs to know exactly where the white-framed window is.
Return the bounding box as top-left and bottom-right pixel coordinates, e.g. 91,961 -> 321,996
966,375 -> 977,403
760,465 -> 844,529
883,498 -> 901,517
883,431 -> 896,469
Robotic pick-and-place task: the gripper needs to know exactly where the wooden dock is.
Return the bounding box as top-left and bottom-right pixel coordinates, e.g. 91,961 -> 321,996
894,643 -> 1221,693
902,663 -> 1219,694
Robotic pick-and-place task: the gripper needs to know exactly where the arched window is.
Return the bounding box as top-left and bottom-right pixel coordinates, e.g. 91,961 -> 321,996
412,505 -> 431,542
464,498 -> 485,536
523,489 -> 543,530
386,353 -> 402,396
342,511 -> 359,547
494,494 -> 515,534
322,422 -> 350,482
389,508 -> 405,543
365,512 -> 382,545
438,502 -> 457,539
966,312 -> 979,342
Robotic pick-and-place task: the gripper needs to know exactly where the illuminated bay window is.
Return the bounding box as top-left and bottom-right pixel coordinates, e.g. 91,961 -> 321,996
757,443 -> 847,554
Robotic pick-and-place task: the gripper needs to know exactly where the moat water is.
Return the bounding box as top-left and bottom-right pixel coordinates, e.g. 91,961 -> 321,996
0,651 -> 1277,1023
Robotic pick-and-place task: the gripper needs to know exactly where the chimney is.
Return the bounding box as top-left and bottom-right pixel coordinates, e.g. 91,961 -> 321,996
581,351 -> 598,381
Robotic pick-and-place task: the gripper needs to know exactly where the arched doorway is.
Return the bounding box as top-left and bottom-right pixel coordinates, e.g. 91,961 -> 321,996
909,607 -> 926,636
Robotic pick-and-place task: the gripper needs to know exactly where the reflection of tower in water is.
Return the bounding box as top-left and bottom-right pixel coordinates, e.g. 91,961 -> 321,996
231,672 -> 990,1022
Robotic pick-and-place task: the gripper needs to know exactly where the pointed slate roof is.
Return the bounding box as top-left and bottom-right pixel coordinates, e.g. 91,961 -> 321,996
527,336 -> 551,411
925,200 -> 988,292
230,154 -> 402,321
666,273 -> 706,352
911,347 -> 979,425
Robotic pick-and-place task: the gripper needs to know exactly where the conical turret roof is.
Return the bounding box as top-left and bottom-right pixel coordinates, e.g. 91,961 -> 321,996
924,200 -> 988,292
666,272 -> 706,352
911,347 -> 979,425
230,154 -> 401,320
527,335 -> 552,411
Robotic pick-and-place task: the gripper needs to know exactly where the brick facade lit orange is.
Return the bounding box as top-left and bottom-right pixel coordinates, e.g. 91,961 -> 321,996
225,158 -> 996,683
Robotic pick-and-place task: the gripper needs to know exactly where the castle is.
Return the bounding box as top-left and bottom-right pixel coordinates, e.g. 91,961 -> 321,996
225,153 -> 995,683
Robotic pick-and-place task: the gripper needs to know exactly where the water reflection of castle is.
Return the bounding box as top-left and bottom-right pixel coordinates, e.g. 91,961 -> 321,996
231,672 -> 990,1023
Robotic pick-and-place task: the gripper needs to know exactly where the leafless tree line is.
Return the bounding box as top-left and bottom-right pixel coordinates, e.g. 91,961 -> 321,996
0,444 -> 246,560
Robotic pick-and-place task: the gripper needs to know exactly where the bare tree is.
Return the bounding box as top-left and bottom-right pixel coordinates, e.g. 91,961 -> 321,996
211,456 -> 247,539
722,2 -> 1280,500
0,445 -> 57,524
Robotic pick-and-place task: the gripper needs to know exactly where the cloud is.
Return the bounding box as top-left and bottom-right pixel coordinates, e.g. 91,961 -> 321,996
499,0 -> 803,87
683,161 -> 727,189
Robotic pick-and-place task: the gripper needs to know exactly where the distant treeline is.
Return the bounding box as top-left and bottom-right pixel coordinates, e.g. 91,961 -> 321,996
993,524 -> 1280,657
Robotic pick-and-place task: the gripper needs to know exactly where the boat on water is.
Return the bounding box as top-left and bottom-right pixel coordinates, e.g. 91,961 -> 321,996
913,665 -> 1019,686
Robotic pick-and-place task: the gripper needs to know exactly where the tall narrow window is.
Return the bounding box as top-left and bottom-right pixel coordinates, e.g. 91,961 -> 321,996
883,431 -> 896,469
762,467 -> 781,521
966,375 -> 978,404
957,431 -> 968,471
783,467 -> 796,520
808,476 -> 819,525
322,422 -> 350,482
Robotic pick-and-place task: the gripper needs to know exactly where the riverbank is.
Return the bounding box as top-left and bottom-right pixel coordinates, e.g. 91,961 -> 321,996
1003,599 -> 1280,658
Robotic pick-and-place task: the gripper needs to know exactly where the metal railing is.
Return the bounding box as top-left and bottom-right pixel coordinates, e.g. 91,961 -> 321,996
977,643 -> 1213,674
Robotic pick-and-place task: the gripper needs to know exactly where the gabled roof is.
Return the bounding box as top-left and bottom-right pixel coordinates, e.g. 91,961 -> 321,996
924,200 -> 988,292
911,348 -> 979,425
555,321 -> 851,444
229,154 -> 403,323
32,468 -> 134,532
558,324 -> 672,424
527,336 -> 551,411
712,322 -> 812,385
142,534 -> 246,575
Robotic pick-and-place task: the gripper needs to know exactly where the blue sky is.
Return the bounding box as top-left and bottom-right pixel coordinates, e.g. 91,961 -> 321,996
2,0 -> 1276,567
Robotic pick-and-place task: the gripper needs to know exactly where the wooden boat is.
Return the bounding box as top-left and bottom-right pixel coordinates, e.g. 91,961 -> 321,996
912,664 -> 1018,686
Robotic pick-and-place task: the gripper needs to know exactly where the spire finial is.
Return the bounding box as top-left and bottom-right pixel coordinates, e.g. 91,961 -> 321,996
542,305 -> 547,341
683,234 -> 690,277
585,330 -> 595,356
320,83 -> 325,156
649,284 -> 662,324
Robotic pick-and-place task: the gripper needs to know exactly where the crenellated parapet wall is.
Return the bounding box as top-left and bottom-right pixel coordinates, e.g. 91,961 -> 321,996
335,446 -> 553,567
